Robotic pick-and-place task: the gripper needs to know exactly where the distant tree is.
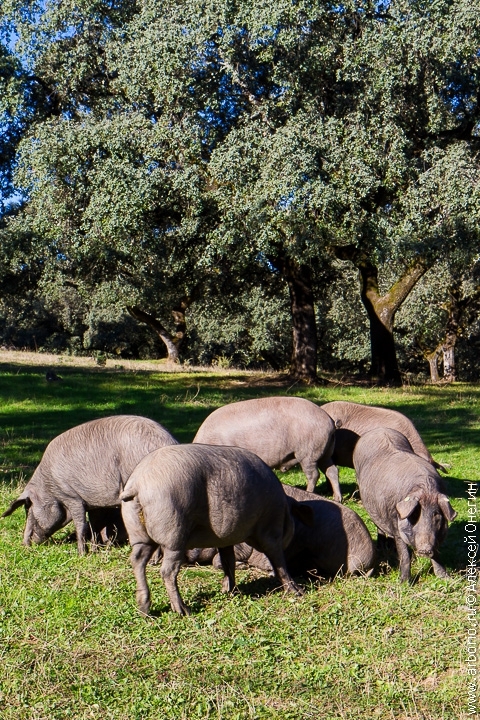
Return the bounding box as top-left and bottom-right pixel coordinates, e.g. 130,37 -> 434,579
398,256 -> 480,382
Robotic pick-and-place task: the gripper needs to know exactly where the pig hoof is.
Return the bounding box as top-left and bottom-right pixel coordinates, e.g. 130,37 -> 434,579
175,604 -> 190,616
285,581 -> 304,597
221,577 -> 236,593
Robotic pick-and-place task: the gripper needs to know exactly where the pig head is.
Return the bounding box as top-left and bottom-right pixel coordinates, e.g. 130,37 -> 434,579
395,485 -> 456,570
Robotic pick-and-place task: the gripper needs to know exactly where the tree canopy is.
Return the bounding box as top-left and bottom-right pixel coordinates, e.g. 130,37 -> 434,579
1,0 -> 479,382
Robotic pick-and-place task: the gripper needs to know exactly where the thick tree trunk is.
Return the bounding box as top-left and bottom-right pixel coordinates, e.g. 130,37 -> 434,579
442,295 -> 461,382
440,277 -> 480,382
280,256 -> 318,383
426,345 -> 442,383
335,245 -> 428,386
126,299 -> 190,363
442,339 -> 456,382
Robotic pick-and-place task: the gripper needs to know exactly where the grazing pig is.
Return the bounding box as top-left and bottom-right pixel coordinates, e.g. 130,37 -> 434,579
188,483 -> 376,579
120,444 -> 312,616
193,397 -> 341,501
352,427 -> 456,582
321,400 -> 444,471
2,415 -> 178,555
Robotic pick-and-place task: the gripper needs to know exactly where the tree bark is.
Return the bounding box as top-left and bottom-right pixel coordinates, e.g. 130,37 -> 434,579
126,299 -> 190,363
441,289 -> 463,382
441,275 -> 480,381
425,344 -> 443,383
334,245 -> 429,386
442,339 -> 456,382
279,256 -> 318,383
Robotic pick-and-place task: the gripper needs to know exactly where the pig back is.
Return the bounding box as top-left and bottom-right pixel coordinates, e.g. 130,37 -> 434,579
322,400 -> 434,464
122,444 -> 293,550
38,415 -> 177,507
193,397 -> 335,467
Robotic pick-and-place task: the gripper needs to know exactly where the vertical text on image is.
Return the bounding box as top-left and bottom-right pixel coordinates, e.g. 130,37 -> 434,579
464,482 -> 478,716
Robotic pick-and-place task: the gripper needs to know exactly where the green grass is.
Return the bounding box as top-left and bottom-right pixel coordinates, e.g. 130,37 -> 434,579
0,355 -> 478,719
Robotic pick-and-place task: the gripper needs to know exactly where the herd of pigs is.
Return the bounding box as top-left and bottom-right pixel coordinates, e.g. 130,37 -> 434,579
2,397 -> 457,616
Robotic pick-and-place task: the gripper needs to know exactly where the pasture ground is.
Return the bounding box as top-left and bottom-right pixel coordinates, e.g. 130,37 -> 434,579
0,351 -> 477,719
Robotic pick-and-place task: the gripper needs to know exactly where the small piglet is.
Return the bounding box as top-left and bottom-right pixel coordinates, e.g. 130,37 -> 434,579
353,428 -> 456,582
193,396 -> 341,501
2,415 -> 178,555
120,444 -> 312,616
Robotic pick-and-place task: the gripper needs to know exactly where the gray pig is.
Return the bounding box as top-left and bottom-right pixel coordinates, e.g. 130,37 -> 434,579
188,483 -> 376,578
120,444 -> 313,616
352,427 -> 456,582
321,400 -> 443,471
2,415 -> 178,555
193,397 -> 341,501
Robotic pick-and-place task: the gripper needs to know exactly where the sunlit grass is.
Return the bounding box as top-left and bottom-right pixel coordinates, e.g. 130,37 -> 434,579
0,355 -> 476,718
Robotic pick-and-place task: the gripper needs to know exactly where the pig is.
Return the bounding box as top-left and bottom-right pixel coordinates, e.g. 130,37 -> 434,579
87,507 -> 128,545
321,400 -> 444,471
352,427 -> 457,582
187,483 -> 376,579
119,444 -> 313,616
193,396 -> 341,501
2,415 -> 178,555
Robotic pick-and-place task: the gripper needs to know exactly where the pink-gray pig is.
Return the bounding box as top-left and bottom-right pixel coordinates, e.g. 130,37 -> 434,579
352,427 -> 456,582
188,483 -> 376,578
321,400 -> 444,471
2,415 -> 178,555
193,397 -> 341,500
120,444 -> 313,616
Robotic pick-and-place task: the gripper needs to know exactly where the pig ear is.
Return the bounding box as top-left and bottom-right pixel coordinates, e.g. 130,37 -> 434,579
438,495 -> 457,522
396,495 -> 419,520
2,492 -> 31,517
288,498 -> 315,527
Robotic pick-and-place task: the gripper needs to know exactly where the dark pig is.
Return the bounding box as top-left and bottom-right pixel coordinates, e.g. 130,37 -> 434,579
189,483 -> 376,579
120,444 -> 313,616
193,397 -> 341,500
2,415 -> 178,555
321,400 -> 444,471
352,427 -> 456,582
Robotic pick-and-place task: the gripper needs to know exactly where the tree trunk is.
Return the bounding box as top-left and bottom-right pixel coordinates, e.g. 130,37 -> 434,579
126,299 -> 190,363
280,256 -> 318,383
442,339 -> 456,382
442,296 -> 461,382
335,245 -> 429,386
425,344 -> 442,383
440,275 -> 480,382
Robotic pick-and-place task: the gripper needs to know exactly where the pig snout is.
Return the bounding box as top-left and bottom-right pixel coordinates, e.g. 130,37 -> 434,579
415,546 -> 435,558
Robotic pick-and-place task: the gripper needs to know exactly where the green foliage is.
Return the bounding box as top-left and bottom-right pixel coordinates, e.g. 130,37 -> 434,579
1,0 -> 480,377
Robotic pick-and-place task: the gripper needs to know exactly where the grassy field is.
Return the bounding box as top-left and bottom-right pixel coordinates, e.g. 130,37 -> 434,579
0,352 -> 478,719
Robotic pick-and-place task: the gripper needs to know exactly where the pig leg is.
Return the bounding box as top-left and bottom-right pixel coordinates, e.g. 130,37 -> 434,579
161,547 -> 190,616
280,457 -> 299,472
65,500 -> 89,555
319,458 -> 342,503
149,547 -> 163,565
298,457 -> 320,494
430,552 -> 448,578
218,546 -> 236,592
259,540 -> 303,596
394,536 -> 412,582
130,542 -> 157,615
